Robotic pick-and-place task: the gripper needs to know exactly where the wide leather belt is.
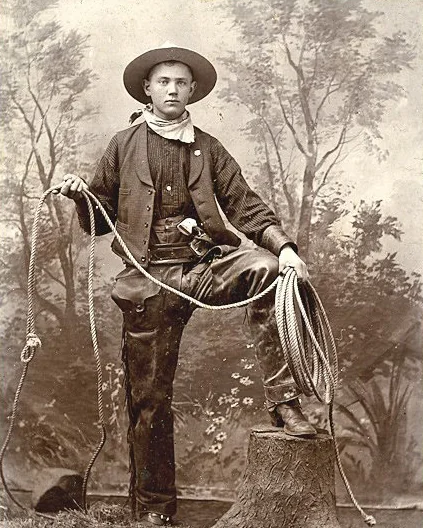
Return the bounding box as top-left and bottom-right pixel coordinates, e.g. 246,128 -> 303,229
150,216 -> 215,264
149,243 -> 198,265
152,215 -> 186,230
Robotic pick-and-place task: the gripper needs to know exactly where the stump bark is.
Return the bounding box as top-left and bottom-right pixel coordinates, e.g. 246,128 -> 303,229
212,427 -> 341,528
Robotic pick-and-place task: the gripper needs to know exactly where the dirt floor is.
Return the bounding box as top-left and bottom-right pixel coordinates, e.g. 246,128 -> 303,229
176,500 -> 422,528
1,497 -> 422,528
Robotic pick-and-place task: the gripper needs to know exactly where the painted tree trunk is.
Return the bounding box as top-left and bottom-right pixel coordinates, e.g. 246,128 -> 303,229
296,163 -> 316,259
212,427 -> 341,528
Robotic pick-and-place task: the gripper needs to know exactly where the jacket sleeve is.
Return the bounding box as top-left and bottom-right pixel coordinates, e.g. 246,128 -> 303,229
75,135 -> 120,235
210,136 -> 297,256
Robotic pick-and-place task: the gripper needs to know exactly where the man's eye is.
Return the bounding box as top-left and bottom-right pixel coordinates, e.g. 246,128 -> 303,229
178,81 -> 187,86
159,80 -> 168,85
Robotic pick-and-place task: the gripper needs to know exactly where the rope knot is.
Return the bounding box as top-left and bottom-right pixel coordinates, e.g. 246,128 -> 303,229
26,333 -> 42,348
20,333 -> 42,363
364,515 -> 376,526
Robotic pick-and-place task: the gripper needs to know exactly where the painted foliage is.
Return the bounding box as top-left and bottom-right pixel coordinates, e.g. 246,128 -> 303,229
1,0 -> 422,505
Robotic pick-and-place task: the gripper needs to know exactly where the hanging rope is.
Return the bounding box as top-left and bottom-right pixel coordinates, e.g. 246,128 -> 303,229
275,268 -> 375,526
0,185 -> 375,526
0,186 -> 105,516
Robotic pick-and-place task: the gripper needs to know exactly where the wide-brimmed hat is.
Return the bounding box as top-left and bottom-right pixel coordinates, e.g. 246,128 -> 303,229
123,42 -> 217,104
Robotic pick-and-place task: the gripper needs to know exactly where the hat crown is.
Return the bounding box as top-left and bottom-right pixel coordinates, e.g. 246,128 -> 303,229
159,41 -> 178,49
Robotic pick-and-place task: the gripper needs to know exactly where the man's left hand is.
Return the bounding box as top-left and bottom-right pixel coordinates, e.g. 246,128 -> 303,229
278,245 -> 309,281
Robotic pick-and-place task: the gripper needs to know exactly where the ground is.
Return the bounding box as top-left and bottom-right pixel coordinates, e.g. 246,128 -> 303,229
1,497 -> 422,528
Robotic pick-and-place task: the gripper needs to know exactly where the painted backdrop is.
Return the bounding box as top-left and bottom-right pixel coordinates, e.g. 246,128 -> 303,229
1,0 -> 422,507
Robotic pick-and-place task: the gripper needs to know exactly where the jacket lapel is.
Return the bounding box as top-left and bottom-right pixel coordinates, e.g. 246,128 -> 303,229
135,122 -> 154,187
188,135 -> 204,188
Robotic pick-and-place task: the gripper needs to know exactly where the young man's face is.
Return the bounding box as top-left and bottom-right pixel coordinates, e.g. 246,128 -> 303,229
143,61 -> 197,120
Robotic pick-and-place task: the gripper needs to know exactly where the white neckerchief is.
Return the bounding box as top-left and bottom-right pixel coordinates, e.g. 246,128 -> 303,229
139,103 -> 195,144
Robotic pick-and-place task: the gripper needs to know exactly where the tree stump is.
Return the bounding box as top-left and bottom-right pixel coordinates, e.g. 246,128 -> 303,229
212,427 -> 341,528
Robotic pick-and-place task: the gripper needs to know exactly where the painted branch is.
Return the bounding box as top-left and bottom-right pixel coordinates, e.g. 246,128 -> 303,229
212,427 -> 341,528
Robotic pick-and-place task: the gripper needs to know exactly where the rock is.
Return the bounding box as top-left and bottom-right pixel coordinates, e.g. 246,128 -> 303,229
32,468 -> 83,512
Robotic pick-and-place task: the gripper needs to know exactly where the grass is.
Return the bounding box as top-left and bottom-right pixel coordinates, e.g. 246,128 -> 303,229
1,496 -> 422,528
0,502 -> 195,528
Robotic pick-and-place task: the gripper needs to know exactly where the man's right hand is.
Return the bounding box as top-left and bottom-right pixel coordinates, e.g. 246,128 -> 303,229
55,174 -> 89,201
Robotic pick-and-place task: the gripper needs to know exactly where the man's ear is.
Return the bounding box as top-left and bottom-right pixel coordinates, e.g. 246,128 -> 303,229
189,80 -> 197,100
143,79 -> 151,97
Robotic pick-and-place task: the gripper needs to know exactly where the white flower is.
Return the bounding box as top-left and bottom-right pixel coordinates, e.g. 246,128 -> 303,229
246,343 -> 254,349
205,424 -> 217,435
216,432 -> 227,442
242,397 -> 254,406
231,372 -> 241,379
231,387 -> 239,396
218,395 -> 226,405
243,363 -> 254,370
102,382 -> 109,392
283,388 -> 296,399
213,416 -> 225,424
105,362 -> 113,371
209,443 -> 223,454
239,376 -> 254,386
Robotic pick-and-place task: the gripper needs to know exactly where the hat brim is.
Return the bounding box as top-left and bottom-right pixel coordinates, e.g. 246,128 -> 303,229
123,47 -> 217,104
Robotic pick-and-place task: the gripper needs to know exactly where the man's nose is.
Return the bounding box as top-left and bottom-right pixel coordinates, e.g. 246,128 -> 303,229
167,82 -> 178,94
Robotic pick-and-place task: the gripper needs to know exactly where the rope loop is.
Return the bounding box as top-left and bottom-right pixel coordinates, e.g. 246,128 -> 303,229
20,333 -> 42,363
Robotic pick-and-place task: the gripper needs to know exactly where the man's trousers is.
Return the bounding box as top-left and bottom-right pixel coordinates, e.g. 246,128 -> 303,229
111,246 -> 301,517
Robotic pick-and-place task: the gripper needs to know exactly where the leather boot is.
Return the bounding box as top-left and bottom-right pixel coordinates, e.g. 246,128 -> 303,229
138,513 -> 173,526
270,399 -> 317,437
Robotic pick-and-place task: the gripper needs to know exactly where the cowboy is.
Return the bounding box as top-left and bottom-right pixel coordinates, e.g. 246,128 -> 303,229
60,43 -> 316,526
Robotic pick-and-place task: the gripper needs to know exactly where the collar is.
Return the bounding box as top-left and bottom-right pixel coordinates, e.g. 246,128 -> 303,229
129,104 -> 195,144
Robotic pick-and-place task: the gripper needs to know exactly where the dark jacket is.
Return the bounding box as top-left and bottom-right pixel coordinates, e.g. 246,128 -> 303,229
76,122 -> 295,266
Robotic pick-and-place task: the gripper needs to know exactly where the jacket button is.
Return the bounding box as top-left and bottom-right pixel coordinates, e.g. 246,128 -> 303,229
141,256 -> 146,262
144,222 -> 149,228
148,189 -> 153,195
147,206 -> 151,211
143,240 -> 147,245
